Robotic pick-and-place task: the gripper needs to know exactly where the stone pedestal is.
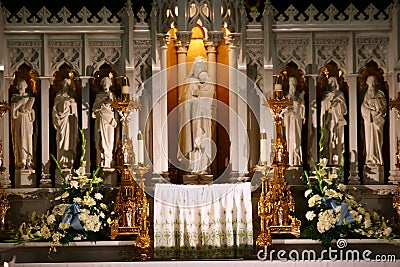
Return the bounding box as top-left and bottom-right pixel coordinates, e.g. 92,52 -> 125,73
363,165 -> 384,184
285,167 -> 304,185
183,174 -> 213,185
15,169 -> 36,188
102,168 -> 117,187
389,170 -> 400,184
55,169 -> 71,187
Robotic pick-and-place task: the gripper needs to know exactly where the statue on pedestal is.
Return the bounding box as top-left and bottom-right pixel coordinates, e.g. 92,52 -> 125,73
10,79 -> 35,169
283,77 -> 305,166
361,75 -> 387,166
320,76 -> 347,165
52,77 -> 79,169
178,56 -> 215,174
92,77 -> 117,168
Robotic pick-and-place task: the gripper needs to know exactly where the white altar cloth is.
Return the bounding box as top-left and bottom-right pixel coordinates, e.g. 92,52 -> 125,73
153,183 -> 253,259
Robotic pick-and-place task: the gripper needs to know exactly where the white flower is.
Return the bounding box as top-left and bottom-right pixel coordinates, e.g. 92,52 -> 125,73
70,180 -> 79,189
337,184 -> 346,192
319,158 -> 328,168
305,211 -> 316,221
94,193 -> 103,200
41,225 -> 51,239
107,218 -> 112,225
383,227 -> 392,236
323,177 -> 333,185
78,175 -> 89,187
100,212 -> 105,219
304,189 -> 313,198
325,189 -> 337,198
77,166 -> 85,176
100,203 -> 108,211
61,191 -> 69,199
308,195 -> 322,207
357,207 -> 365,215
317,209 -> 337,233
329,173 -> 338,180
83,195 -> 96,207
59,223 -> 70,230
52,204 -> 69,216
73,197 -> 82,204
364,216 -> 371,229
46,214 -> 56,225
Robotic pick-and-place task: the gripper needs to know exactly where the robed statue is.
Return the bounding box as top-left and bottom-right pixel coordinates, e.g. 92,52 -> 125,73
11,79 -> 35,169
52,77 -> 79,169
92,77 -> 117,168
178,56 -> 215,174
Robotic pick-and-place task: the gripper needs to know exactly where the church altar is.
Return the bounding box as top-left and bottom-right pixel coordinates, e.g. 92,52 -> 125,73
153,183 -> 253,259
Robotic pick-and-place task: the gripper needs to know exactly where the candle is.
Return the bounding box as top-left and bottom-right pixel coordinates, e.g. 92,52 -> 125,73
137,130 -> 144,164
274,83 -> 282,91
122,85 -> 130,94
260,129 -> 267,164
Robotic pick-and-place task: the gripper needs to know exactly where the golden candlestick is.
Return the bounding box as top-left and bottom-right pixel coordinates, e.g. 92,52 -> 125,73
256,90 -> 301,248
390,92 -> 400,213
109,78 -> 151,260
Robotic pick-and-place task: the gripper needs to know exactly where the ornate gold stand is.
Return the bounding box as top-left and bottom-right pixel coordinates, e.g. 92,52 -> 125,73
390,92 -> 400,213
0,101 -> 10,230
109,87 -> 151,260
256,90 -> 301,248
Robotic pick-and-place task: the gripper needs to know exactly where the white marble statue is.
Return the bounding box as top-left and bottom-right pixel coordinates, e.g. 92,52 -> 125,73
283,77 -> 305,166
178,56 -> 215,174
11,79 -> 35,169
320,77 -> 347,165
92,77 -> 117,168
52,77 -> 79,169
361,75 -> 387,166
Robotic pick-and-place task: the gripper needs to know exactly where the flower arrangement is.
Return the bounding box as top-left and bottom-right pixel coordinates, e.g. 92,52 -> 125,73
16,130 -> 115,252
301,132 -> 395,246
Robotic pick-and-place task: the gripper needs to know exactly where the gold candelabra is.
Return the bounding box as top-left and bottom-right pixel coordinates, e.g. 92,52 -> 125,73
256,89 -> 301,248
390,91 -> 400,214
109,81 -> 151,260
0,101 -> 10,230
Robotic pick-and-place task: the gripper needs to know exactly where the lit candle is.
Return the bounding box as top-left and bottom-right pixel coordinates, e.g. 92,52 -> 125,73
260,129 -> 267,164
122,85 -> 130,94
137,130 -> 144,165
274,83 -> 282,91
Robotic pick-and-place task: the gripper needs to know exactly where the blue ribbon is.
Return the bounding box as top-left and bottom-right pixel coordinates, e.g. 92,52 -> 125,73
322,197 -> 355,226
61,202 -> 83,230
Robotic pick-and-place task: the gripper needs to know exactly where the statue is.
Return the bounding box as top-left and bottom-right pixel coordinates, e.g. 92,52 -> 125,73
361,75 -> 387,165
320,77 -> 347,165
178,56 -> 215,174
10,79 -> 35,169
283,77 -> 305,166
52,77 -> 79,169
92,77 -> 117,168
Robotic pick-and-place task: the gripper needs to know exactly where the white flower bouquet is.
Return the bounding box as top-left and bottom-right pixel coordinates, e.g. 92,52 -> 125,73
301,133 -> 395,246
16,130 -> 115,252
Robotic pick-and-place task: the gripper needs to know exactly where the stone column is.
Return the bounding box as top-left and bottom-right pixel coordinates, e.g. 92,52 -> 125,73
80,76 -> 91,173
39,77 -> 52,187
0,73 -> 11,188
389,73 -> 400,184
306,74 -> 318,168
347,74 -> 361,184
152,35 -> 170,182
227,36 -> 239,178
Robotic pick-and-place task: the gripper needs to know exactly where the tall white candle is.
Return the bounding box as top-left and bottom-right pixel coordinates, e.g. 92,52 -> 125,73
274,83 -> 282,91
260,129 -> 267,164
137,130 -> 144,164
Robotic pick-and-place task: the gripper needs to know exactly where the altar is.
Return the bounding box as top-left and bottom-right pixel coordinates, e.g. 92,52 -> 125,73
153,183 -> 253,259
